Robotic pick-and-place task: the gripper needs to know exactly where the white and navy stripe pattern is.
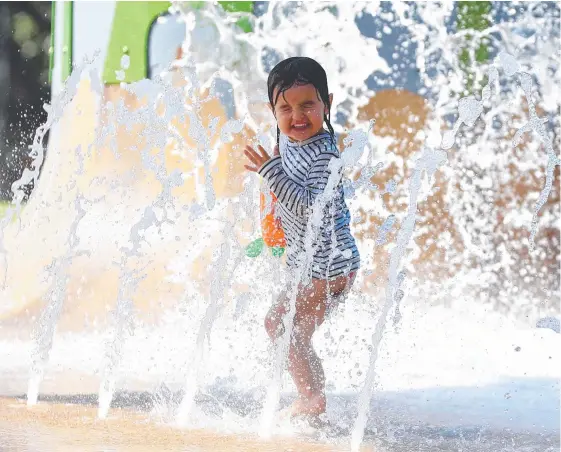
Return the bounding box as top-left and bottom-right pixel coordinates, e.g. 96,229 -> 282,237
258,131 -> 360,280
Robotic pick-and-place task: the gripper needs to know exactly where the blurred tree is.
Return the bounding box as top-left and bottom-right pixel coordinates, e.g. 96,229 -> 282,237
456,1 -> 492,95
0,1 -> 51,202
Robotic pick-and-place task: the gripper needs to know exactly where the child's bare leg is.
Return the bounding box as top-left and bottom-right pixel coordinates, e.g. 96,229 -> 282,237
287,323 -> 326,415
289,339 -> 325,398
265,274 -> 353,416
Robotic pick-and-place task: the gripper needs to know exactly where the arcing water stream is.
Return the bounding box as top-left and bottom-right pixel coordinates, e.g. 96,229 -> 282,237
0,2 -> 559,451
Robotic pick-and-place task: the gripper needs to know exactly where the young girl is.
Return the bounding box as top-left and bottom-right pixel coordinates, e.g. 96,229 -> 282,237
244,57 -> 360,417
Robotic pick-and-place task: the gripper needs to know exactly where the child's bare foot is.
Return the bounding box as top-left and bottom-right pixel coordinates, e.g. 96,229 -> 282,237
288,394 -> 326,417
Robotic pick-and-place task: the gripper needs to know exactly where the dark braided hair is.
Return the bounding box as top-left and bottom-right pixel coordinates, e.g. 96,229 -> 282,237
267,57 -> 335,147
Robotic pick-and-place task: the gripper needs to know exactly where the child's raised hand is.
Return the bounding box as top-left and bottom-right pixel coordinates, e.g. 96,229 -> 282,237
244,144 -> 274,172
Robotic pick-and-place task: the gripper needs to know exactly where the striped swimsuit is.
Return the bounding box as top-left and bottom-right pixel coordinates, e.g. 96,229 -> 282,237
258,131 -> 360,280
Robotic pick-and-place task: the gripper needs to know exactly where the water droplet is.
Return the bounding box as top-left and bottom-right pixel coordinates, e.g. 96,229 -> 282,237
120,54 -> 130,70
498,51 -> 520,77
441,130 -> 456,150
458,97 -> 483,127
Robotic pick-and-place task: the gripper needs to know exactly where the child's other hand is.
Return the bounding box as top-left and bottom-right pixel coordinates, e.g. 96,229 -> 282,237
244,144 -> 274,172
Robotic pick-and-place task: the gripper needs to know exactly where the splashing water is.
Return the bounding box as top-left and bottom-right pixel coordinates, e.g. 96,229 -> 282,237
176,220 -> 245,426
98,264 -> 146,419
350,35 -> 559,446
351,143 -> 448,450
22,59 -> 98,405
350,33 -> 559,446
376,214 -> 397,246
441,50 -> 560,250
28,195 -> 89,406
0,2 -> 558,451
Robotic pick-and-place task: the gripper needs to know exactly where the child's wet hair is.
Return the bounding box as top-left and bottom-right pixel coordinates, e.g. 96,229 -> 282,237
267,57 -> 335,146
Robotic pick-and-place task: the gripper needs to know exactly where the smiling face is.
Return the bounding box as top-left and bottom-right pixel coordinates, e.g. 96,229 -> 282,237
271,83 -> 332,142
